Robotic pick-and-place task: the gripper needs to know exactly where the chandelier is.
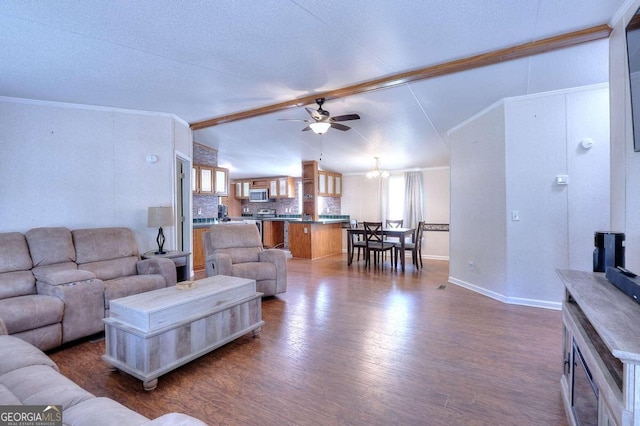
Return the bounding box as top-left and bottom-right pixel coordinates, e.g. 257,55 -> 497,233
366,157 -> 390,178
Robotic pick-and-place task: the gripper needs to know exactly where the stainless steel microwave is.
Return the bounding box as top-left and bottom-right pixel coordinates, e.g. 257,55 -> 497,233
249,188 -> 270,202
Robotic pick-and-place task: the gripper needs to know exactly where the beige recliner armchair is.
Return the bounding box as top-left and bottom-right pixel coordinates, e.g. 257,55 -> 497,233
203,223 -> 287,296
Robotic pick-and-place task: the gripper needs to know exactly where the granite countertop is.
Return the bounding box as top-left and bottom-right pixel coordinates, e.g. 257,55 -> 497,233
193,216 -> 349,227
262,217 -> 349,224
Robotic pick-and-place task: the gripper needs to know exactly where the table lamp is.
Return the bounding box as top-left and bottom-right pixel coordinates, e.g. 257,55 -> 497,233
147,206 -> 174,254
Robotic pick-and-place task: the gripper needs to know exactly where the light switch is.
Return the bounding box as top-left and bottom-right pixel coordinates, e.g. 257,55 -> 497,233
556,175 -> 569,185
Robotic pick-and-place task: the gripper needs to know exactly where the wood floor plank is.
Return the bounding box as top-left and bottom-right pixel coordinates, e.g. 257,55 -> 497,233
48,256 -> 567,425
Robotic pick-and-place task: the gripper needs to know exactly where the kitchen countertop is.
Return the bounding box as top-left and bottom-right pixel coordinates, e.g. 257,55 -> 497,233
193,216 -> 349,228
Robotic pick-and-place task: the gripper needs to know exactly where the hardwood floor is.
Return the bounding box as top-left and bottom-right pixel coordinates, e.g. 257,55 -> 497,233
48,256 -> 568,426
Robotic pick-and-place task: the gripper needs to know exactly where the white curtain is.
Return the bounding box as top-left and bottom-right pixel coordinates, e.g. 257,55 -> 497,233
378,176 -> 388,222
403,171 -> 424,229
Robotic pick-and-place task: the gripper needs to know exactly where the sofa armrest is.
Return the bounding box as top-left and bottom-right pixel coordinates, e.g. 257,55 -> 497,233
137,258 -> 177,287
144,413 -> 208,426
34,269 -> 96,286
259,249 -> 287,293
205,253 -> 232,277
37,278 -> 105,343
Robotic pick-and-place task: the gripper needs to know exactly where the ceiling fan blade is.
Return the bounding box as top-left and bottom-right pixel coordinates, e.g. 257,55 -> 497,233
278,118 -> 311,122
330,122 -> 351,131
331,114 -> 360,122
301,125 -> 312,132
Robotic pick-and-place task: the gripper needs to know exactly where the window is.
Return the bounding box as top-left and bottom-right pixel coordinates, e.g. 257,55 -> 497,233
387,174 -> 405,221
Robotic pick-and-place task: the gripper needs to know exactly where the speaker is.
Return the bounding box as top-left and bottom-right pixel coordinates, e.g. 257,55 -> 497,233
593,232 -> 625,273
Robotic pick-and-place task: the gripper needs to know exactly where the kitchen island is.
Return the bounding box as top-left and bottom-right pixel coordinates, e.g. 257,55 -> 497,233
282,219 -> 347,259
193,216 -> 349,263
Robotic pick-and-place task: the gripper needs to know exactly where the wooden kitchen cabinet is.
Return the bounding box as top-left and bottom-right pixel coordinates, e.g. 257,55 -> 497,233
268,177 -> 295,199
193,227 -> 208,270
288,221 -> 343,259
193,165 -> 228,195
262,220 -> 285,248
234,180 -> 251,199
192,165 -> 214,194
317,170 -> 342,197
214,167 -> 228,195
302,161 -> 319,221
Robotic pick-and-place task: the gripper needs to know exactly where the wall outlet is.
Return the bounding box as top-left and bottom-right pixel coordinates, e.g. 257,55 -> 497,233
197,207 -> 202,215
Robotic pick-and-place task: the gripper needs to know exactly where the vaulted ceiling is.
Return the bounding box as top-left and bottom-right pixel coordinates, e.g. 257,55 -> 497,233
0,1 -> 627,178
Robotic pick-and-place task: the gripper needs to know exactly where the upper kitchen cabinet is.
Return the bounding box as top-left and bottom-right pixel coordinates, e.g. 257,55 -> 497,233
193,165 -> 228,195
214,167 -> 228,195
269,177 -> 295,199
318,170 -> 342,197
234,179 -> 251,199
193,165 -> 214,194
302,161 -> 318,221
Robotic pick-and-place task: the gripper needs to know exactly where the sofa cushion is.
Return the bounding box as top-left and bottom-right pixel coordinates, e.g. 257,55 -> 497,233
79,256 -> 139,281
103,275 -> 166,308
62,397 -> 149,426
11,324 -> 62,355
73,228 -> 139,264
34,269 -> 95,286
0,232 -> 32,274
0,335 -> 59,375
0,294 -> 64,334
0,384 -> 21,405
0,364 -> 94,410
25,227 -> 76,267
0,270 -> 35,300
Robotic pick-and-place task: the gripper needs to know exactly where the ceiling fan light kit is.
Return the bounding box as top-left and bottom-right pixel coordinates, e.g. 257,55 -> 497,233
309,122 -> 331,135
280,97 -> 360,134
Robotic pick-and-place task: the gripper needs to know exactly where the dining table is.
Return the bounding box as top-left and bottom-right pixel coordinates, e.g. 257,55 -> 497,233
346,227 -> 415,272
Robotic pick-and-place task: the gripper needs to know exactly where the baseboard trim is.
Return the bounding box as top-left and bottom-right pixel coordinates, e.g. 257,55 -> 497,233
447,277 -> 561,311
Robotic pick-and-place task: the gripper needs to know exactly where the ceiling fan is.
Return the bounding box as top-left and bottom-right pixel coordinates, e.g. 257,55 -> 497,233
280,98 -> 360,134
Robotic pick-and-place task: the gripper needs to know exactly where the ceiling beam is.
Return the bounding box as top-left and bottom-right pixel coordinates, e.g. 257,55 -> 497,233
190,23 -> 612,131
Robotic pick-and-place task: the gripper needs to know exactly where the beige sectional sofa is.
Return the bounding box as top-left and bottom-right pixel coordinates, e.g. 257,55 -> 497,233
0,227 -> 176,351
0,331 -> 206,425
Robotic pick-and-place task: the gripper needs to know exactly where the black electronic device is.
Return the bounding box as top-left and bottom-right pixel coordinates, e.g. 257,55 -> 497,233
605,266 -> 640,304
617,266 -> 638,278
593,231 -> 625,272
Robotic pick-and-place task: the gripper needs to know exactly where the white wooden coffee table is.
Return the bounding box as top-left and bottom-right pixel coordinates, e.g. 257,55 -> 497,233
102,275 -> 264,390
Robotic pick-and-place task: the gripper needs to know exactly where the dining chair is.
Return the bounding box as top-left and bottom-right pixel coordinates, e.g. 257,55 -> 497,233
349,219 -> 366,263
363,221 -> 395,269
384,219 -> 404,245
399,221 -> 425,269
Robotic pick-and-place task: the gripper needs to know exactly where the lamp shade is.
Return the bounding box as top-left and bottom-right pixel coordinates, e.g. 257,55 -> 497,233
309,122 -> 331,134
147,206 -> 174,227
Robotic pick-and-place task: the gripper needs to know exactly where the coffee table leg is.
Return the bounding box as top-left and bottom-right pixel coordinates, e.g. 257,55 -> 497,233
143,378 -> 158,391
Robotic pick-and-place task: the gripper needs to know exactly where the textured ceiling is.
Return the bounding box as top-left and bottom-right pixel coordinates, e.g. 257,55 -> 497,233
0,0 -> 626,178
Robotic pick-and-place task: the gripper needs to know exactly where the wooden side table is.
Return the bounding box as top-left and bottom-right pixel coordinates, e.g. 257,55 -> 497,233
142,250 -> 191,282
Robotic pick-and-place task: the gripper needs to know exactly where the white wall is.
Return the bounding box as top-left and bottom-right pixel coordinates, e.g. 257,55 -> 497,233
341,168 -> 451,259
610,0 -> 640,272
449,104 -> 508,297
449,85 -> 610,307
0,98 -> 192,253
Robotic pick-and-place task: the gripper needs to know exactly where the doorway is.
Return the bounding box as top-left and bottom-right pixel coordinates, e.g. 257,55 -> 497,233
175,155 -> 191,262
